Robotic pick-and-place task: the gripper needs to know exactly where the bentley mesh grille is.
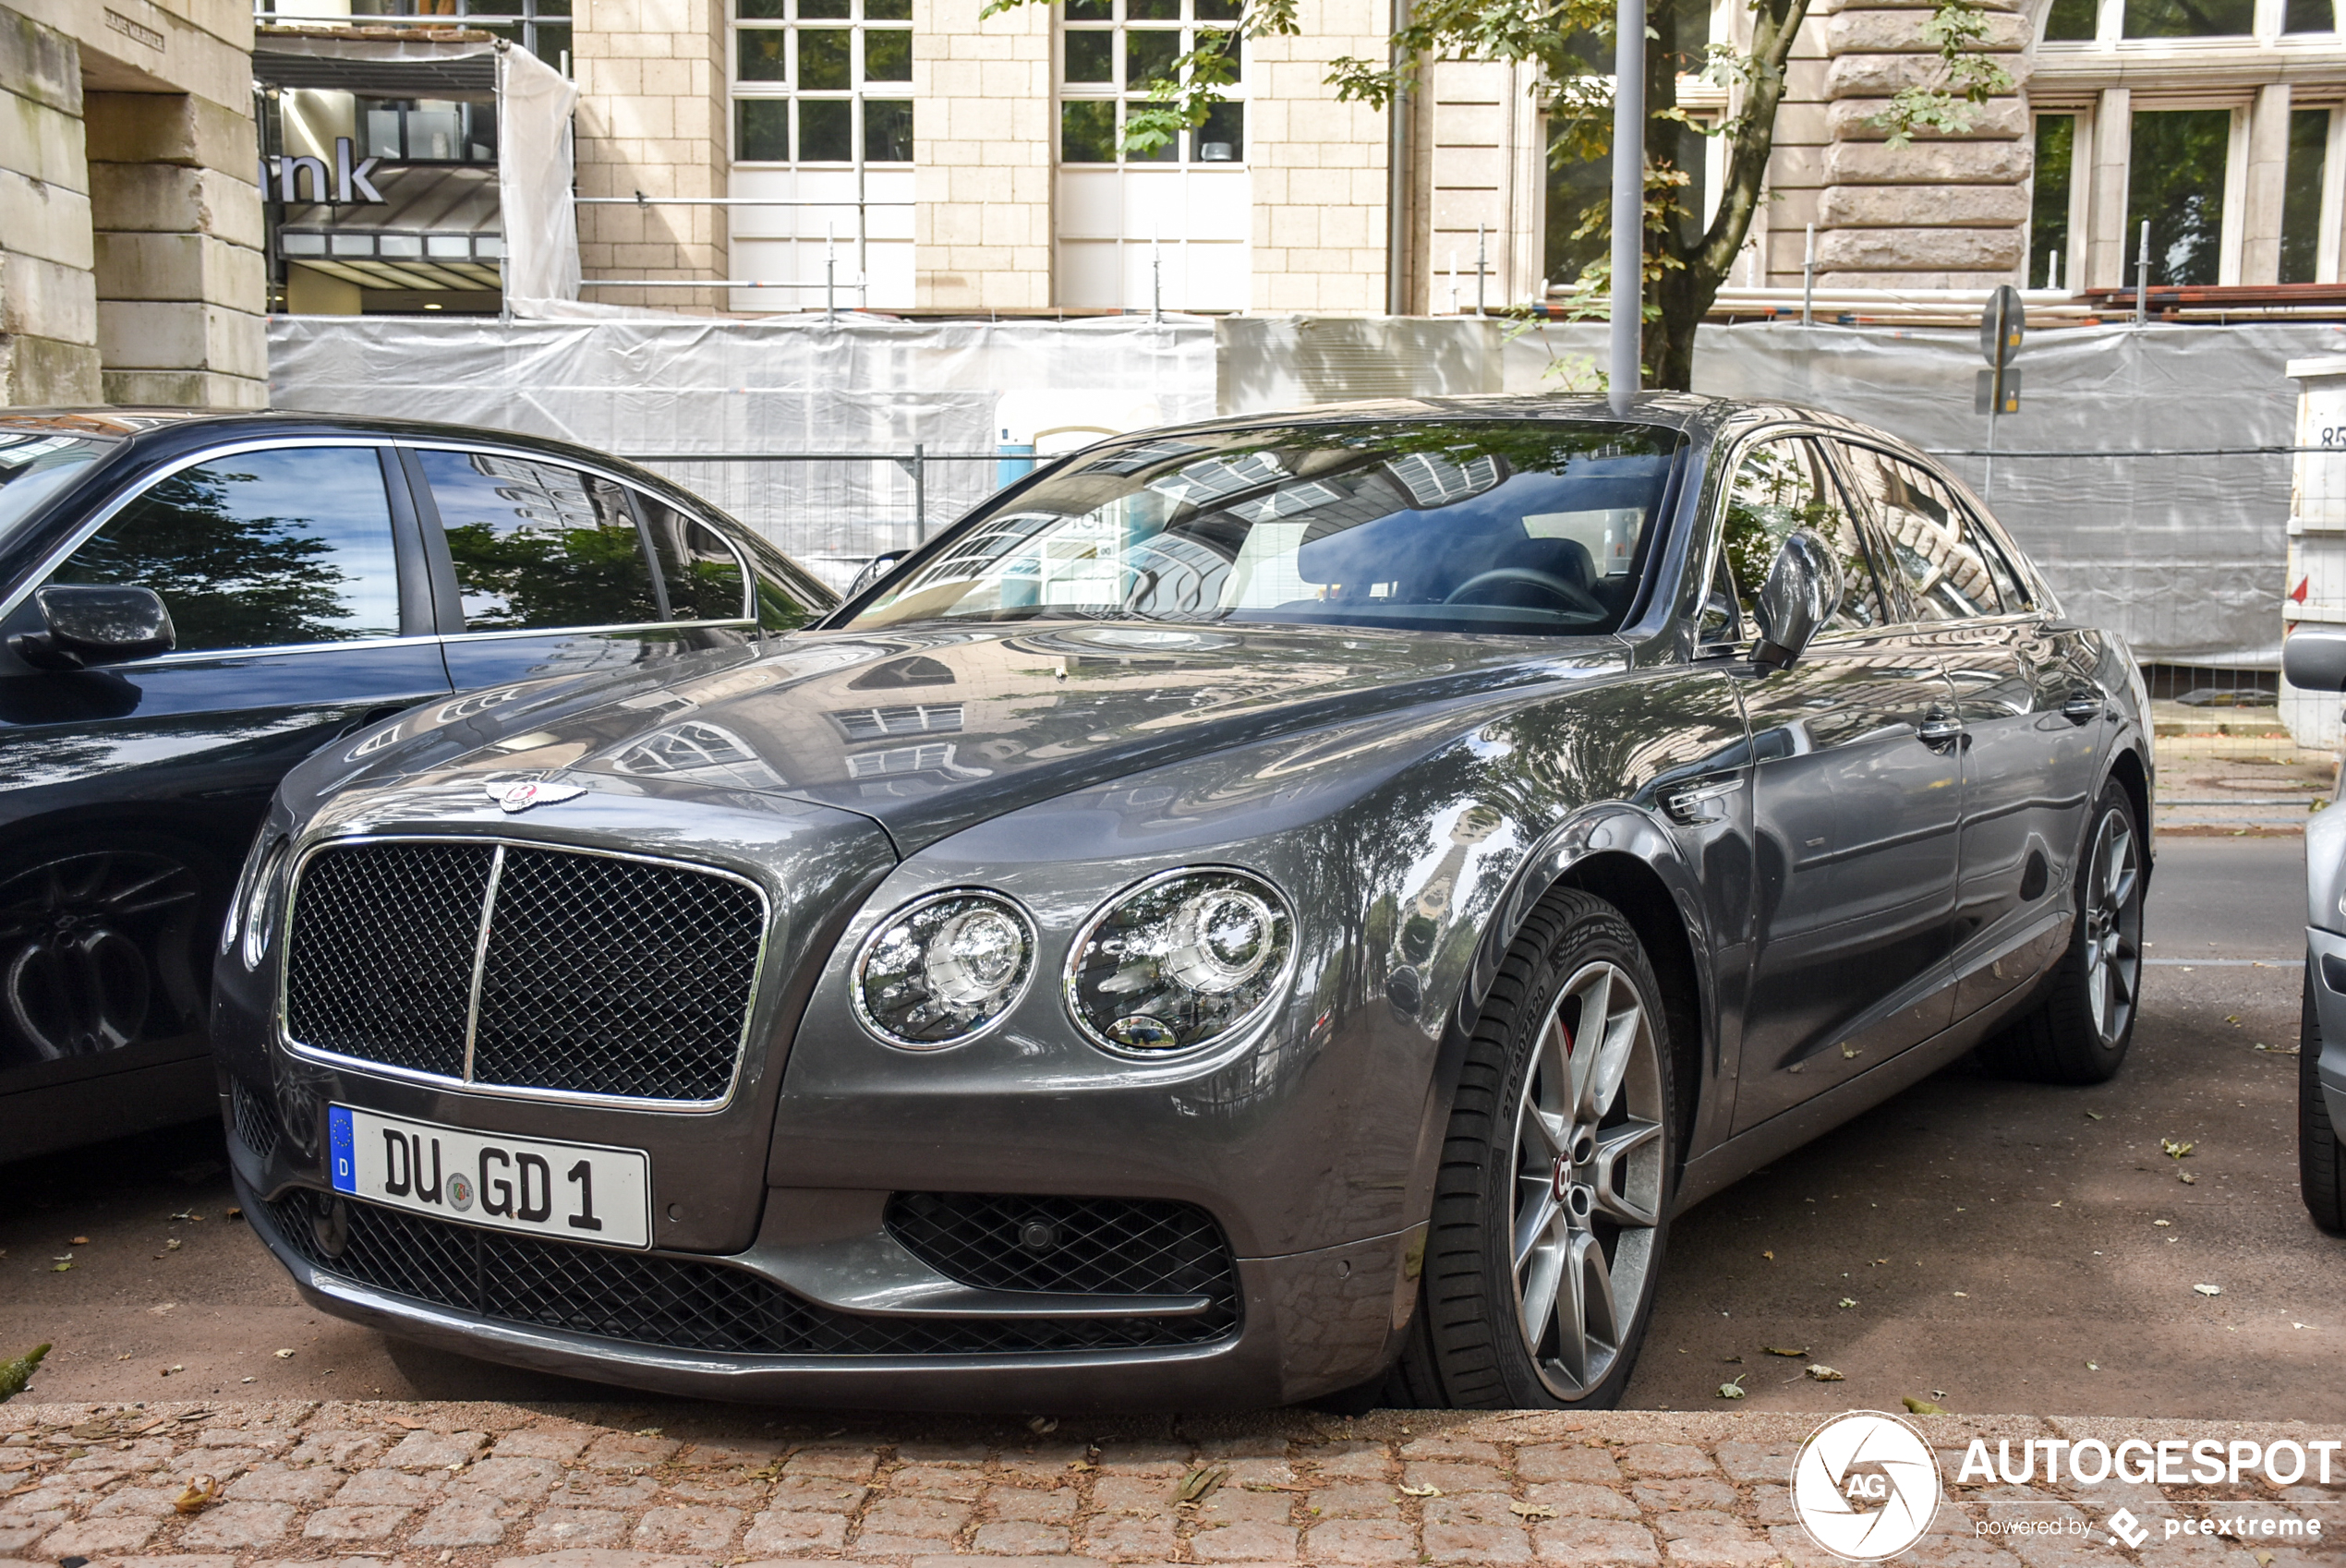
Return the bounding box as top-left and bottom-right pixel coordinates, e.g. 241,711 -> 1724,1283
884,1193 -> 1239,1303
283,840 -> 765,1103
230,1077 -> 282,1163
265,1189 -> 1238,1356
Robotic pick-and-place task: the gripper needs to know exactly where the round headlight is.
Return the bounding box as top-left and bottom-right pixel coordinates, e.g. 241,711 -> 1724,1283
853,890 -> 1036,1049
240,838 -> 290,971
1067,868 -> 1294,1056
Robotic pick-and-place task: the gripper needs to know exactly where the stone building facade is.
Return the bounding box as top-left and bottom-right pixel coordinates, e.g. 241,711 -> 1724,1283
0,0 -> 266,408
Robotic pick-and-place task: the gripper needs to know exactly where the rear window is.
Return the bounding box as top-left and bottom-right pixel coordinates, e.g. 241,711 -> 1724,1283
845,420 -> 1684,637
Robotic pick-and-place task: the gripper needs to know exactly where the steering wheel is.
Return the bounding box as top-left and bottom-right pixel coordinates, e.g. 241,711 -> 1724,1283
1442,566 -> 1604,618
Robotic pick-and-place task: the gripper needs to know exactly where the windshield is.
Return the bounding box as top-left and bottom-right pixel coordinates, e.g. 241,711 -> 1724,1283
846,419 -> 1684,636
0,431 -> 109,537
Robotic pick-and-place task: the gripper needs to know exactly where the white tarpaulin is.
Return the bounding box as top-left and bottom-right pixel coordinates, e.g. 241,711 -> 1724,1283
272,309 -> 2335,662
497,45 -> 581,308
1496,318 -> 2346,669
268,313 -> 1217,581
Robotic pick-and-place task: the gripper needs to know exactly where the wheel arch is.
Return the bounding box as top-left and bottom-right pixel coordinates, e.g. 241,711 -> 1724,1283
1442,805 -> 1721,1199
2103,741 -> 2153,875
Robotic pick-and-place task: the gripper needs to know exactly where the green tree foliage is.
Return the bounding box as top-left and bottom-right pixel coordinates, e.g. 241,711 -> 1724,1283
443,519 -> 662,631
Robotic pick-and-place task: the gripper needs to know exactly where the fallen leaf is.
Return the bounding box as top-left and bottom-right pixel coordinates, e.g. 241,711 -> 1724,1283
634,1428 -> 663,1438
1953,1292 -> 1968,1298
2086,1361 -> 2099,1370
165,1239 -> 182,1251
274,1348 -> 295,1359
1837,1297 -> 1857,1309
1764,1345 -> 1808,1357
1806,1365 -> 1845,1381
1717,1376 -> 1747,1400
1721,1355 -> 1743,1364
1174,1465 -> 1228,1504
69,1237 -> 88,1247
1841,1043 -> 1859,1059
1398,1482 -> 1443,1497
1761,1249 -> 1774,1260
2153,1219 -> 2171,1227
1026,1416 -> 1058,1435
225,1208 -> 243,1221
48,1263 -> 70,1273
2180,1172 -> 2198,1185
1509,1502 -> 1559,1519
2163,1140 -> 2195,1160
173,1476 -> 219,1514
2085,1111 -> 2103,1120
2194,1284 -> 2222,1297
168,1211 -> 202,1222
1243,1482 -> 1312,1493
1903,1397 -> 1950,1416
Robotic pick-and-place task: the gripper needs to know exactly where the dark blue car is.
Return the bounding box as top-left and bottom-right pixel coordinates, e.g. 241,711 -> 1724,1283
0,410 -> 835,1160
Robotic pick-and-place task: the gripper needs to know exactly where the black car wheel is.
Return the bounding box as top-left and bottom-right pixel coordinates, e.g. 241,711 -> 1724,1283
2303,961 -> 2346,1235
0,835 -> 222,1067
1979,781 -> 2144,1085
1388,887 -> 1675,1409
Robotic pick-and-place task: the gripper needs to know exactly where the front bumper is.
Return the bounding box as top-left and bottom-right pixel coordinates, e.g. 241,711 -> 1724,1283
230,1144 -> 1420,1412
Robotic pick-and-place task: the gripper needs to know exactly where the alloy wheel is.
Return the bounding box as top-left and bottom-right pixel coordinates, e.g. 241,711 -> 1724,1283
0,850 -> 202,1062
1507,959 -> 1665,1400
2080,806 -> 2142,1047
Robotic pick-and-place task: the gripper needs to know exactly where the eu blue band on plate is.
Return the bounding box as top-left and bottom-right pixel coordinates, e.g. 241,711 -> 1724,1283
329,1104 -> 357,1193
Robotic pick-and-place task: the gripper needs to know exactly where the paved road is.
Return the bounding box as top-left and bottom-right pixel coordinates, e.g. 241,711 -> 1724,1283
3,837 -> 2339,1421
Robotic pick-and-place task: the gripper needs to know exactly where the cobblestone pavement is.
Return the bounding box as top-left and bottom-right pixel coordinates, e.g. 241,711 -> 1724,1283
1,1402 -> 2338,1568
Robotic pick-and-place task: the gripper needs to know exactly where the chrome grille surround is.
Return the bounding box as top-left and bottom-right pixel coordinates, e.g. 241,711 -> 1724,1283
279,836 -> 770,1110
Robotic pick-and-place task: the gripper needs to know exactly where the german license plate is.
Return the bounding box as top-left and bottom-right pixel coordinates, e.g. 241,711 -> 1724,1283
327,1105 -> 651,1248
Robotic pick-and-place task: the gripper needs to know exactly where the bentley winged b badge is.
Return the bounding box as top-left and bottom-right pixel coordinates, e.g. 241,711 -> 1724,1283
487,778 -> 587,814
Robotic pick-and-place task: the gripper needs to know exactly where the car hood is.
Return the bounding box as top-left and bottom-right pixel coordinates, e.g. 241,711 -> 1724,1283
411,622 -> 1627,851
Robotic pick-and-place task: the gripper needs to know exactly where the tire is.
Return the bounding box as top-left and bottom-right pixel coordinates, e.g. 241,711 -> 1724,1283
0,831 -> 228,1071
1385,887 -> 1675,1409
1978,781 -> 2144,1085
2302,962 -> 2346,1235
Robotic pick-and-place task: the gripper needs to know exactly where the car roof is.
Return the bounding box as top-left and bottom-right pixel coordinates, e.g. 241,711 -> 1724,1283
0,407 -> 658,469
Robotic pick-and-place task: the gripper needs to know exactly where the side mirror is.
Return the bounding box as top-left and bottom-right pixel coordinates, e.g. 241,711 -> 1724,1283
2284,629 -> 2346,693
1751,528 -> 1843,674
13,585 -> 175,670
846,550 -> 908,600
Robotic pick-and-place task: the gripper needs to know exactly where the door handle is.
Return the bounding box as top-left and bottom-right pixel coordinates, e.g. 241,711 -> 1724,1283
2061,691 -> 2102,725
1917,709 -> 1966,748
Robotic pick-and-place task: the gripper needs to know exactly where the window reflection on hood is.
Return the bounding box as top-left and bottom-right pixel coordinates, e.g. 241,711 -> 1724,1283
847,420 -> 1684,638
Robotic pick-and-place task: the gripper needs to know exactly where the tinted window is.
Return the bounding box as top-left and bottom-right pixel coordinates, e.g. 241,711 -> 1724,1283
418,450 -> 661,631
49,445 -> 401,652
1719,438 -> 1884,634
640,497 -> 749,621
1836,445 -> 2004,621
847,420 -> 1682,636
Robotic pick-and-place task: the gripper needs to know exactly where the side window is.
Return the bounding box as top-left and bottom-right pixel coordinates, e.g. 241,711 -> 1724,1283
417,450 -> 662,632
637,495 -> 750,622
1719,438 -> 1885,635
1838,445 -> 2005,621
47,446 -> 401,652
1965,507 -> 2034,611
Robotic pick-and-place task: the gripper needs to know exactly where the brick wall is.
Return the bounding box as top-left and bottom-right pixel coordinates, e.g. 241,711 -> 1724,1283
574,0 -> 732,311
1247,0 -> 1393,314
914,0 -> 1053,310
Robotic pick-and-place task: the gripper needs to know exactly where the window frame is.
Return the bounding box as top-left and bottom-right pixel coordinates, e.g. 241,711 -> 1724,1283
3,438 -> 439,665
1057,0 -> 1249,169
400,443 -> 763,639
1823,438 -> 2026,625
730,0 -> 915,170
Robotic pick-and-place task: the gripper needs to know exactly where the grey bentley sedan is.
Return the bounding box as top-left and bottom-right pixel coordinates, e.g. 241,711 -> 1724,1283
212,396 -> 2151,1411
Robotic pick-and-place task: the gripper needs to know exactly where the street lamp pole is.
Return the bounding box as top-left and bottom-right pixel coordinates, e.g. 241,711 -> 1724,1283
1610,0 -> 1644,416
